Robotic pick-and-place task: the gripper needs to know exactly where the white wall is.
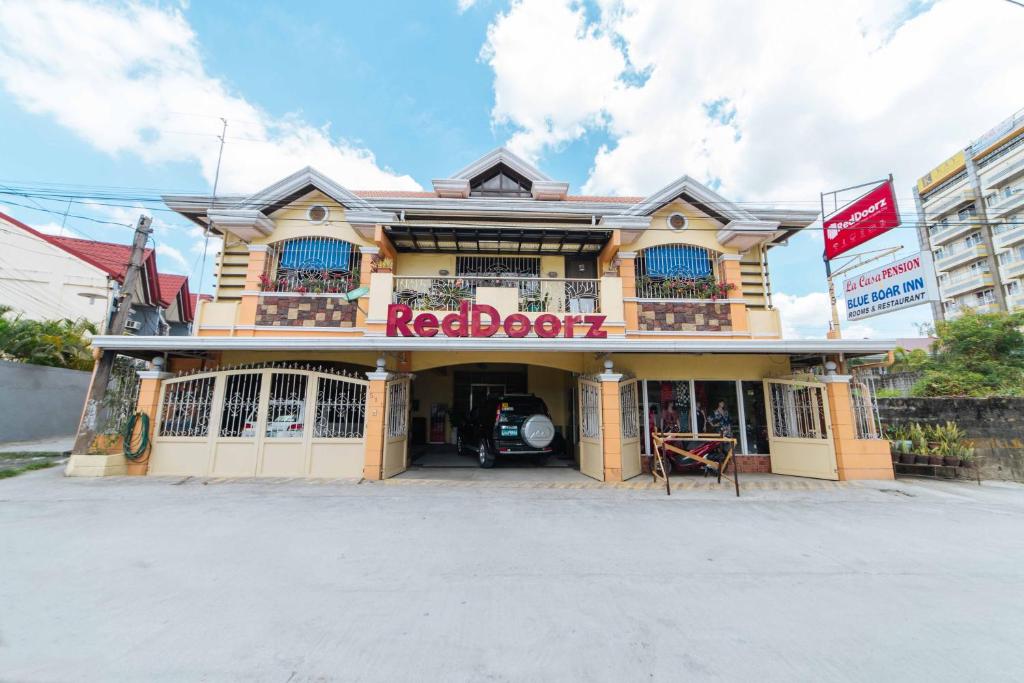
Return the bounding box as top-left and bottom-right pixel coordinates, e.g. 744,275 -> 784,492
0,217 -> 112,326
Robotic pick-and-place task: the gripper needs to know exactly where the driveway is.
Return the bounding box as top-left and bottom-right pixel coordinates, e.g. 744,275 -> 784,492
2,469 -> 1023,681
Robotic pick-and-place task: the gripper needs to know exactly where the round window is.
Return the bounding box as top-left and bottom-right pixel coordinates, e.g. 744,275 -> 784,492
667,212 -> 687,231
307,205 -> 329,223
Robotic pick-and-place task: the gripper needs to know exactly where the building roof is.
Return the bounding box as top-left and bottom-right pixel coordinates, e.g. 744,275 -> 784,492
0,209 -> 188,311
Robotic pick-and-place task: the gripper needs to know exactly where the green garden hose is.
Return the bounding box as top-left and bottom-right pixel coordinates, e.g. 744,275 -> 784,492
122,412 -> 151,461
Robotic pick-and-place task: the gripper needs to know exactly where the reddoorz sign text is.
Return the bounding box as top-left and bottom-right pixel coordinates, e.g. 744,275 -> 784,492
386,302 -> 607,338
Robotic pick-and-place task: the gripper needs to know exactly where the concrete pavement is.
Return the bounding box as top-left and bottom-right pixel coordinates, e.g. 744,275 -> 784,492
1,468 -> 1023,681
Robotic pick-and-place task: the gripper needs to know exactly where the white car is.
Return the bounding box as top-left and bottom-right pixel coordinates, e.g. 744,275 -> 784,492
239,403 -> 306,438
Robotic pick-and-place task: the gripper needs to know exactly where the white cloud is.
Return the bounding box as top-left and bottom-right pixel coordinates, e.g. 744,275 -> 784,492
482,0 -> 1024,206
457,0 -> 478,13
481,0 -> 627,162
774,290 -> 881,339
0,1 -> 420,194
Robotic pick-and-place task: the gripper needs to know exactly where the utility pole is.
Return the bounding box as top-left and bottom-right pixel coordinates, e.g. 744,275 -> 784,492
72,215 -> 154,454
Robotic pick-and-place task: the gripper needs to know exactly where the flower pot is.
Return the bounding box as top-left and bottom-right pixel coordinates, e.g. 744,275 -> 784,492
942,455 -> 960,467
927,455 -> 942,466
899,452 -> 916,465
915,454 -> 931,465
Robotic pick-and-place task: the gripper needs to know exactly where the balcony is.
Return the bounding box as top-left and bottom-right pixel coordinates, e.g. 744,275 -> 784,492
1007,292 -> 1024,311
390,275 -> 602,314
923,188 -> 974,221
988,189 -> 1024,219
934,243 -> 988,272
973,301 -> 1001,314
993,222 -> 1024,249
999,257 -> 1024,282
982,154 -> 1024,190
929,217 -> 983,246
940,271 -> 994,298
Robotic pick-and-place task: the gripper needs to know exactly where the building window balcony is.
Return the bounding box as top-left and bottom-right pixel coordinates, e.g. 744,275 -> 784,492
391,275 -> 601,314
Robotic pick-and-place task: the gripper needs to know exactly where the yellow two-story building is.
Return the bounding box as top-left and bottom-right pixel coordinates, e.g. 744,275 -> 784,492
71,149 -> 893,483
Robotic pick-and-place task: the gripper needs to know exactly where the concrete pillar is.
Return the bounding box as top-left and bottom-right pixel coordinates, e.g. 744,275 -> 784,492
356,246 -> 378,329
718,254 -> 748,334
363,360 -> 390,480
237,244 -> 269,334
619,251 -> 639,331
125,370 -> 173,475
821,374 -> 894,481
599,361 -> 623,482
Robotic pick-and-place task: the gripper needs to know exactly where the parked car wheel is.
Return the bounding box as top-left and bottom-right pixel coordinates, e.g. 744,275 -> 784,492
478,440 -> 496,469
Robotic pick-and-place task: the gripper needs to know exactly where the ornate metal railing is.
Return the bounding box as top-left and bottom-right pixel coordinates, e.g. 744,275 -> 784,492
391,276 -> 601,313
634,245 -> 731,299
260,237 -> 360,294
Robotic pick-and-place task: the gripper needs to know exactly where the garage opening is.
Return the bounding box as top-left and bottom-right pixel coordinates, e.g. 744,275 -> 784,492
408,363 -> 577,471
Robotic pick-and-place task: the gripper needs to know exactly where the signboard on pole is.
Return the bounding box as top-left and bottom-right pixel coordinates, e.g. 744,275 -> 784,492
823,180 -> 901,260
843,252 -> 938,322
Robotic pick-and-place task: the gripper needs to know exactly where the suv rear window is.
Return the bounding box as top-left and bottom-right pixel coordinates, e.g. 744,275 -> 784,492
497,396 -> 547,421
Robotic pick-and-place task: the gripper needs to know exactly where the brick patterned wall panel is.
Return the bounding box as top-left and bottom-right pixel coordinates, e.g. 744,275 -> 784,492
733,455 -> 772,473
255,296 -> 357,327
637,301 -> 733,332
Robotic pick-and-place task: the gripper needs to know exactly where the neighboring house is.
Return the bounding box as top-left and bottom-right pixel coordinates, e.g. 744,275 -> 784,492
0,210 -> 196,335
76,148 -> 896,484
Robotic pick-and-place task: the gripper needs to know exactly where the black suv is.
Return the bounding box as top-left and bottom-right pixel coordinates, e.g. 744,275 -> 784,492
458,394 -> 556,468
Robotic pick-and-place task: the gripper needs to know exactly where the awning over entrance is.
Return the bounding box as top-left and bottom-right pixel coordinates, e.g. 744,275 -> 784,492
88,334 -> 896,356
384,224 -> 612,254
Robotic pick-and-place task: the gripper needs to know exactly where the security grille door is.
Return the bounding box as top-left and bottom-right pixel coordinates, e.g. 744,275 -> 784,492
382,375 -> 411,478
578,377 -> 603,481
763,378 -> 838,480
619,378 -> 642,480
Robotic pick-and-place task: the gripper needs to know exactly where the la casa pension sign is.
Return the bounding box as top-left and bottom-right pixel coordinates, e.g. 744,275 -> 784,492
843,252 -> 937,322
386,302 -> 608,338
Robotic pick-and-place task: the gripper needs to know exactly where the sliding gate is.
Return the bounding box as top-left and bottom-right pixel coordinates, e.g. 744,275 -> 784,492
150,366 -> 369,478
763,378 -> 837,480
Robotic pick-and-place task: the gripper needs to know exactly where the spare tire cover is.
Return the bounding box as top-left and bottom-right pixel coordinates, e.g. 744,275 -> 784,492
521,414 -> 555,449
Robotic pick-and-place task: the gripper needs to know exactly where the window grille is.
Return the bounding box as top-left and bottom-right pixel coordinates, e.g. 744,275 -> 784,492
266,372 -> 309,438
219,372 -> 263,437
850,379 -> 882,439
768,383 -> 828,440
456,256 -> 540,278
263,237 -> 359,293
158,376 -> 216,438
634,245 -> 722,299
315,377 -> 367,438
580,382 -> 601,439
619,381 -> 640,439
387,380 -> 410,438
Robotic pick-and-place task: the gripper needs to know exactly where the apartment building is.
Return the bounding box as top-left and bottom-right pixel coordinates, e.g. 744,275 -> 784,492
914,108 -> 1024,320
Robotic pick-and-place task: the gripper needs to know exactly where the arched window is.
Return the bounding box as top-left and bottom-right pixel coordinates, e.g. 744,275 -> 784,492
635,244 -> 723,299
262,237 -> 359,293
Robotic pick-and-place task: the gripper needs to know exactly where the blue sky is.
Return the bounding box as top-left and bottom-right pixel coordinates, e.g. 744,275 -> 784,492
1,0 -> 1022,339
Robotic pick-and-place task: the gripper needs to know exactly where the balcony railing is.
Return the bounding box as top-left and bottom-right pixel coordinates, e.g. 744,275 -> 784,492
391,276 -> 601,313
940,271 -> 993,298
988,189 -> 1024,219
994,221 -> 1024,249
929,217 -> 982,246
999,256 -> 1024,281
934,243 -> 987,272
923,189 -> 974,220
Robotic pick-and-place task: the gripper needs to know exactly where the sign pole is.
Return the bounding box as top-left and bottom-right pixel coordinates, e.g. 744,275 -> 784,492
824,253 -> 841,339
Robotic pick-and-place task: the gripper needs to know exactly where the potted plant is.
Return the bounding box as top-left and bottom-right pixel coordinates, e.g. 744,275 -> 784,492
373,256 -> 393,273
957,445 -> 976,468
907,424 -> 930,464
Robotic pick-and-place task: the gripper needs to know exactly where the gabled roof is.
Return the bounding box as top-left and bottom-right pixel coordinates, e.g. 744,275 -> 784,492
1,209 -> 169,309
158,273 -> 197,322
448,146 -> 552,183
233,166 -> 379,215
621,174 -> 759,223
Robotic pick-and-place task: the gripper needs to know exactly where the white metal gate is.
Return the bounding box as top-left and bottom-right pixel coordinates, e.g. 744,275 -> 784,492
619,378 -> 641,480
382,375 -> 411,478
578,377 -> 603,481
151,365 -> 368,478
763,378 -> 837,480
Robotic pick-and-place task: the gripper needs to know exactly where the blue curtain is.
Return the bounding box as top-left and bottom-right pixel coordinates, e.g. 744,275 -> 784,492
279,239 -> 351,270
644,245 -> 712,278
